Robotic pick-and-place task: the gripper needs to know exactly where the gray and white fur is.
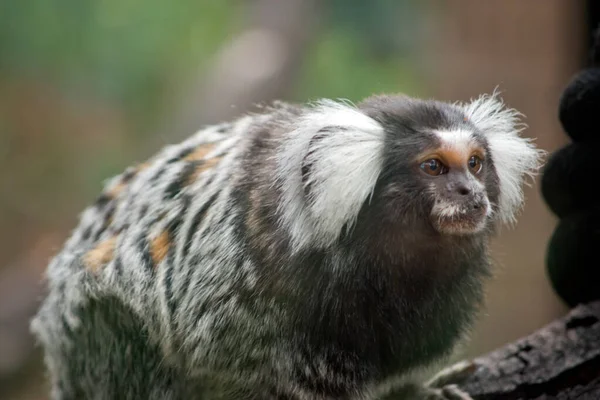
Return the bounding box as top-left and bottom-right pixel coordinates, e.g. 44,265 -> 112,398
31,92 -> 543,399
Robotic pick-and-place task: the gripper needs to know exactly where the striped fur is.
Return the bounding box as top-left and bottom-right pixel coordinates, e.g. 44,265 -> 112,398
31,94 -> 541,400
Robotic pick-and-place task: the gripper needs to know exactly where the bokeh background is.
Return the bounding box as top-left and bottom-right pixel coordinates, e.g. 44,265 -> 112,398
0,0 -> 592,398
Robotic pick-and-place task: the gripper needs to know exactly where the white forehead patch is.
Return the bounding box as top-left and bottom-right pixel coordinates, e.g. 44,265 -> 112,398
432,129 -> 476,155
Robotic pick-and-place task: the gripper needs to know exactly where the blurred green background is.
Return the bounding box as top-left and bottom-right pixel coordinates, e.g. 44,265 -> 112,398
0,0 -> 423,256
0,0 -> 587,398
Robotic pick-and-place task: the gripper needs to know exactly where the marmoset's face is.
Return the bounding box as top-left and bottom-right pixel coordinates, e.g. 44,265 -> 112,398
415,129 -> 492,235
359,96 -> 501,237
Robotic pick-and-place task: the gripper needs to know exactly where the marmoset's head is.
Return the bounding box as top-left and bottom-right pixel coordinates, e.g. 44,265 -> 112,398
360,95 -> 507,236
276,92 -> 544,249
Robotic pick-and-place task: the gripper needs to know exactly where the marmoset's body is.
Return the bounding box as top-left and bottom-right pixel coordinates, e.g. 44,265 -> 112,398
32,94 -> 542,399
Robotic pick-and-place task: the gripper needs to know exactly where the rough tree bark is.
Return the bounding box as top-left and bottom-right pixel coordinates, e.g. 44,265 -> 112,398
452,300 -> 600,399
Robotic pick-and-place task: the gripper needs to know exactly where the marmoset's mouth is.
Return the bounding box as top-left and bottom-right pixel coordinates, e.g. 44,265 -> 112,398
430,202 -> 489,235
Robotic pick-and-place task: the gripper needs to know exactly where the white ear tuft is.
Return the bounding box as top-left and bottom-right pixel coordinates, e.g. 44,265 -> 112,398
461,92 -> 545,225
276,99 -> 386,250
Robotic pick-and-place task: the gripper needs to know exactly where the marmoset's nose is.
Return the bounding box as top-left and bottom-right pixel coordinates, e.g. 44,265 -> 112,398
456,185 -> 471,196
447,181 -> 472,197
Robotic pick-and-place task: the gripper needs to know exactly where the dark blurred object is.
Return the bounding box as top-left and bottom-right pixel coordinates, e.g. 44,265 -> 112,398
558,68 -> 600,142
546,211 -> 600,307
543,23 -> 600,308
587,0 -> 600,64
541,143 -> 596,218
557,17 -> 600,143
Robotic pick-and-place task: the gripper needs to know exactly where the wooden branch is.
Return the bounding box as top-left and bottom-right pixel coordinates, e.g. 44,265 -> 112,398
454,300 -> 600,399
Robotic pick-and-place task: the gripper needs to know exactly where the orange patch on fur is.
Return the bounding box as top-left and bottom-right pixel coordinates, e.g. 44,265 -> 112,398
246,189 -> 263,234
104,162 -> 148,199
184,144 -> 217,162
106,181 -> 126,198
150,230 -> 170,265
186,157 -> 222,185
83,236 -> 117,273
438,148 -> 470,167
419,147 -> 486,168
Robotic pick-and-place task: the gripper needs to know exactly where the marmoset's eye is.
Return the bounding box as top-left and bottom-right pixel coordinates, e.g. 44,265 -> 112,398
468,155 -> 483,174
420,159 -> 447,176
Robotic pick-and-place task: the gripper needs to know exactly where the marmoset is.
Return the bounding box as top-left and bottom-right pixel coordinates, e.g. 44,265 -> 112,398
31,93 -> 543,399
